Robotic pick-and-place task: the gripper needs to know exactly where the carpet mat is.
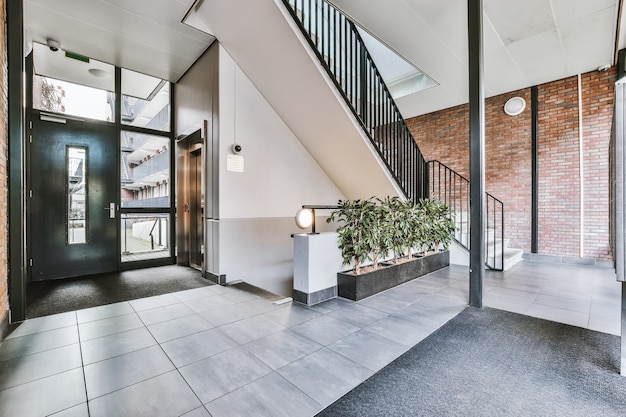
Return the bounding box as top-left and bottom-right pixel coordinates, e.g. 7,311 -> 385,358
317,307 -> 626,417
25,265 -> 211,319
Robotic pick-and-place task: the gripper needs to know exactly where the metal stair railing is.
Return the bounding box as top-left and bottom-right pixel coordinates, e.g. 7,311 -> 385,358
283,0 -> 504,270
283,0 -> 428,202
428,160 -> 504,270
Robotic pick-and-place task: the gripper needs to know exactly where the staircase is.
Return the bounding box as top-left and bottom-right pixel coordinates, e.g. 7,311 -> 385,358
190,0 -> 522,270
428,161 -> 524,270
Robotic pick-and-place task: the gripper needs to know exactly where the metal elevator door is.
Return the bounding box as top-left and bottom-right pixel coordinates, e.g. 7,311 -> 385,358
189,146 -> 204,270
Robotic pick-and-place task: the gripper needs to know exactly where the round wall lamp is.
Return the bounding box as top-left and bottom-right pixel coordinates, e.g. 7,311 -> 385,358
295,208 -> 314,231
294,205 -> 340,234
503,96 -> 526,116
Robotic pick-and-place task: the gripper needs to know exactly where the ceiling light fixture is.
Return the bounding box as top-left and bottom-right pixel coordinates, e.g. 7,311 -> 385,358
88,68 -> 111,79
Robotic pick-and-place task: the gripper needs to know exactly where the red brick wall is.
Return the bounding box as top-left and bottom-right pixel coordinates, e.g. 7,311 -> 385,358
406,68 -> 616,260
0,0 -> 9,332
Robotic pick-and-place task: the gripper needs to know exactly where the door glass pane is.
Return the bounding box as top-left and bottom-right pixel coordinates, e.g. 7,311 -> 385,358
121,131 -> 170,208
121,213 -> 170,262
67,146 -> 87,244
121,69 -> 170,131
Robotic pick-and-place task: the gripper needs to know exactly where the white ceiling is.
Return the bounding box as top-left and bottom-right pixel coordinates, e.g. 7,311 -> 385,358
24,0 -> 624,117
24,0 -> 215,83
330,0 -> 621,116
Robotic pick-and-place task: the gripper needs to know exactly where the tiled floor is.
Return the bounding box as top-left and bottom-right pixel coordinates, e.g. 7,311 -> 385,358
0,261 -> 620,416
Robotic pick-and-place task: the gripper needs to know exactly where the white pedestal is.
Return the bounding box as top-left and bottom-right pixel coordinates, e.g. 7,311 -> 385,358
293,232 -> 343,305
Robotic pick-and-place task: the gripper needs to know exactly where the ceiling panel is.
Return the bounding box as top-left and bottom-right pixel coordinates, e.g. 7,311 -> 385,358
24,0 -> 214,82
550,0 -> 616,25
483,0 -> 555,46
506,29 -> 568,86
559,6 -> 616,74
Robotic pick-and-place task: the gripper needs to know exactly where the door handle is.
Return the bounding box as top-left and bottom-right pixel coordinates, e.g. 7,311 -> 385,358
104,203 -> 116,219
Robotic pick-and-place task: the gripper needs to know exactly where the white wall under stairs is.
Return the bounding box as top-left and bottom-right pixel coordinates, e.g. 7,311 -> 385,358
188,0 -> 403,201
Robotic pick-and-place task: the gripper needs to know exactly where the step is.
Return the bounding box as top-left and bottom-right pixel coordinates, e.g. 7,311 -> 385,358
489,247 -> 524,271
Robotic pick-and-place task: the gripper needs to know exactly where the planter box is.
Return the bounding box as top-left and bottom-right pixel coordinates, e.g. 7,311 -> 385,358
337,251 -> 450,301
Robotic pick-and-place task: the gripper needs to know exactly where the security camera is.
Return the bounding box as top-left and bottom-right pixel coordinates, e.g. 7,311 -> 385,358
46,38 -> 60,52
231,144 -> 242,154
598,64 -> 611,72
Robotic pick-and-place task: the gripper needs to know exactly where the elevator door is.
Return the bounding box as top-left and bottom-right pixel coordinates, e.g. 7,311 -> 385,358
30,118 -> 118,280
189,146 -> 204,270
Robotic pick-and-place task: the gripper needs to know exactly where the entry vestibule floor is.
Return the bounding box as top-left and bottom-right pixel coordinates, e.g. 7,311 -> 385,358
0,261 -> 620,416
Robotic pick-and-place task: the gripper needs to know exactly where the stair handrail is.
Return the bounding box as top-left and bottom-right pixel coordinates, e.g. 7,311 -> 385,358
283,0 -> 428,202
428,160 -> 504,270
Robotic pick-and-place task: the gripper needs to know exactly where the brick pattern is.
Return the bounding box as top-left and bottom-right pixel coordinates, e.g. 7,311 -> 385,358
0,0 -> 8,330
406,69 -> 615,260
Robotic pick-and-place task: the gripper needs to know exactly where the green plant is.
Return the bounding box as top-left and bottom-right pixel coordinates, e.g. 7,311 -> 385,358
419,198 -> 456,253
328,198 -> 379,275
328,196 -> 456,274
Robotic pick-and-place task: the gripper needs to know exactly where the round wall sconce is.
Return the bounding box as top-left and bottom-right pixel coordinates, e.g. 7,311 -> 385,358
503,96 -> 526,116
295,208 -> 314,230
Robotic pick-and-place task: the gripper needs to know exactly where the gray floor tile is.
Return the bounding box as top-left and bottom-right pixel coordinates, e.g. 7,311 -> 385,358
220,315 -> 286,345
328,304 -> 388,328
78,313 -> 144,341
48,402 -> 89,417
160,328 -> 238,367
147,314 -> 214,343
588,315 -> 620,336
435,284 -> 469,302
183,294 -> 237,313
129,293 -> 181,312
206,372 -> 321,417
277,348 -> 373,408
486,286 -> 538,304
200,301 -> 265,327
81,327 -> 157,365
532,293 -> 591,314
484,296 -> 529,315
291,315 -> 360,346
137,302 -> 196,326
525,303 -> 589,328
180,347 -> 272,403
244,330 -> 323,369
0,343 -> 82,390
262,304 -> 322,327
76,302 -> 134,324
365,315 -> 434,347
590,300 -> 621,318
328,329 -> 407,372
84,345 -> 175,399
88,371 -> 201,417
357,292 -> 416,314
173,287 -> 217,302
5,312 -> 77,339
181,406 -> 212,417
306,297 -> 353,314
0,368 -> 86,417
223,291 -> 259,303
0,325 -> 79,361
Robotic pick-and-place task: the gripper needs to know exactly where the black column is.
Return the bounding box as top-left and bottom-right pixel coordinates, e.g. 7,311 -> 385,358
468,0 -> 485,308
531,86 -> 539,253
7,0 -> 26,322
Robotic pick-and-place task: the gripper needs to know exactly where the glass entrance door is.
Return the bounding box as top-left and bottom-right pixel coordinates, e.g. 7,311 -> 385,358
30,117 -> 118,280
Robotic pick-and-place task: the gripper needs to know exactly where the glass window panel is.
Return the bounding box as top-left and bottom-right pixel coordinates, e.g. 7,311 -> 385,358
121,213 -> 171,262
67,146 -> 88,245
33,75 -> 114,122
121,131 -> 170,208
121,68 -> 170,132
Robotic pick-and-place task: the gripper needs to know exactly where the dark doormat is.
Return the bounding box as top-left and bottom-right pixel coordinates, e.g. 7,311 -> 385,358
317,307 -> 626,417
25,265 -> 211,319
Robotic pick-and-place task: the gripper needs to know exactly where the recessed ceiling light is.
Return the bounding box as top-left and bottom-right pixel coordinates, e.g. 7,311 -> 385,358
88,68 -> 110,79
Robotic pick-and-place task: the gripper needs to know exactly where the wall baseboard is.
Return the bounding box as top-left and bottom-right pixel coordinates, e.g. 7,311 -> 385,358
207,272 -> 227,285
293,286 -> 337,306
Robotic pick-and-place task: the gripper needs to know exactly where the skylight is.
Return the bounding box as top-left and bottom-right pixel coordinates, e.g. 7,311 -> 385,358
356,28 -> 438,99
